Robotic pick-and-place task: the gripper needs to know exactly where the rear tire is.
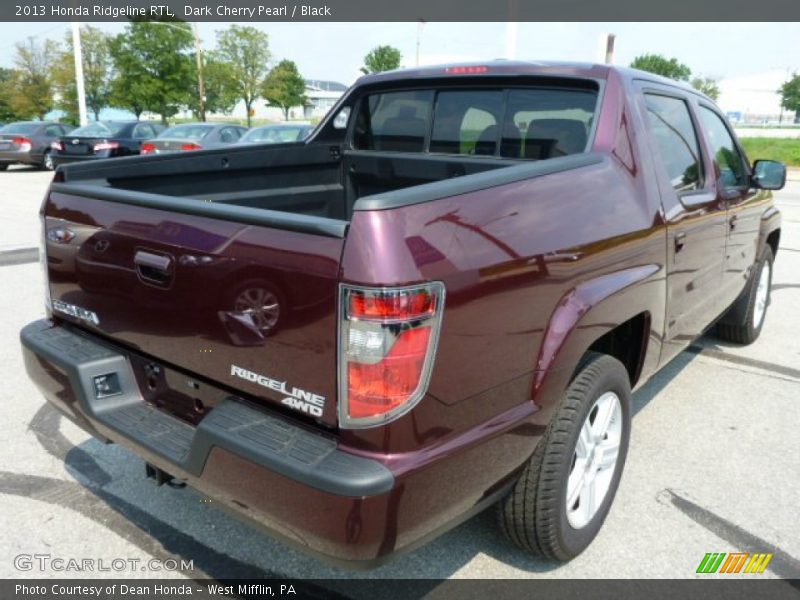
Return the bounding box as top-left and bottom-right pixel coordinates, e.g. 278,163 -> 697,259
41,150 -> 54,171
716,246 -> 773,345
499,352 -> 631,560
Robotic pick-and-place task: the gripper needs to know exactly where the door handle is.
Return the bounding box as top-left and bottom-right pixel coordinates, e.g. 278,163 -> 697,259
134,250 -> 172,272
674,232 -> 687,253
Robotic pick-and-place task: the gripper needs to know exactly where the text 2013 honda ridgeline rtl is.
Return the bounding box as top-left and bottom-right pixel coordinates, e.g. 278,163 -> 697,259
21,62 -> 785,567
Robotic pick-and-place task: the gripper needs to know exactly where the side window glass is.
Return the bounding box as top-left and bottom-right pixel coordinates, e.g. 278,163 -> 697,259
699,107 -> 747,188
45,125 -> 61,136
353,90 -> 433,152
643,94 -> 703,192
429,90 -> 503,155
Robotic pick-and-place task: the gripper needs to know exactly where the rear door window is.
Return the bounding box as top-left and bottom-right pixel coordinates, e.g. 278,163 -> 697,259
643,94 -> 703,192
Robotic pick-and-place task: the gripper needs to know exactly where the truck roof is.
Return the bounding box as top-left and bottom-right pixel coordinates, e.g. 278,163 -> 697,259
355,60 -> 711,101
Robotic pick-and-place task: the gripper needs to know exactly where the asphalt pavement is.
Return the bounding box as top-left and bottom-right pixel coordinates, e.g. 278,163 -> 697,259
1,166 -> 798,584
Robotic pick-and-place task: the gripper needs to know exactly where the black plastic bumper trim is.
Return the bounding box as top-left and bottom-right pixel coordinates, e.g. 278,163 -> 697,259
20,319 -> 394,497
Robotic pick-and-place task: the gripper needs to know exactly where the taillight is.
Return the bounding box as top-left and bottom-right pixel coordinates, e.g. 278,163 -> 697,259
13,136 -> 32,151
50,140 -> 63,151
338,283 -> 445,428
181,142 -> 202,151
93,141 -> 119,152
140,142 -> 156,154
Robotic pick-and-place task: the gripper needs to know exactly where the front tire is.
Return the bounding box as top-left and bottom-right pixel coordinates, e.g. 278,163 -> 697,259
499,352 -> 631,560
716,245 -> 773,345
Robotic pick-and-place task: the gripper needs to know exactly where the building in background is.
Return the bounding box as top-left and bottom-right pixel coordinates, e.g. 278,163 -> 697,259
302,80 -> 348,119
717,70 -> 796,125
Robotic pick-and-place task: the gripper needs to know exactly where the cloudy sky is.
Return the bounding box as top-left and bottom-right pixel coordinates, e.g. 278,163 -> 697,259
0,21 -> 796,87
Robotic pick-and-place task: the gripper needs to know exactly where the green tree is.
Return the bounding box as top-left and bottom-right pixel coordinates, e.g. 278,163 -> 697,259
778,73 -> 800,123
9,37 -> 59,120
213,25 -> 271,126
109,20 -> 195,123
360,45 -> 402,75
185,57 -> 239,119
691,76 -> 720,101
261,60 -> 307,120
0,68 -> 23,122
630,54 -> 691,82
52,26 -> 114,123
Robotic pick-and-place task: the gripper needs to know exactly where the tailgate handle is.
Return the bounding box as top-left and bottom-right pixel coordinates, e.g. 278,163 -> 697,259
134,250 -> 173,286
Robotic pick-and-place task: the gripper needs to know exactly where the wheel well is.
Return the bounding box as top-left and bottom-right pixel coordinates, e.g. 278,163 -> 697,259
766,229 -> 780,257
585,312 -> 649,387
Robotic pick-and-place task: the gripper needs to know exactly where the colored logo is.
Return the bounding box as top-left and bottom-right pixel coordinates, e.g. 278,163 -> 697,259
696,552 -> 773,574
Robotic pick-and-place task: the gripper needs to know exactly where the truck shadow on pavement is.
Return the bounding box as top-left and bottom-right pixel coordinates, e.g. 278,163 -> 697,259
5,346 -> 709,583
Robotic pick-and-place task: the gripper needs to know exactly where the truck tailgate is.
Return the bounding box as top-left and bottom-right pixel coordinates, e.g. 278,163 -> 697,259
44,188 -> 344,428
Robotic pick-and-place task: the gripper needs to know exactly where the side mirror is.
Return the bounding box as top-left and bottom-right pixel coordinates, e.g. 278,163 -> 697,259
752,159 -> 786,191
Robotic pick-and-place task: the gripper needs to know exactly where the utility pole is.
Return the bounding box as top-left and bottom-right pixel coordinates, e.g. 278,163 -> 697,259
71,23 -> 87,126
604,33 -> 616,65
506,0 -> 518,60
415,20 -> 426,67
191,23 -> 206,121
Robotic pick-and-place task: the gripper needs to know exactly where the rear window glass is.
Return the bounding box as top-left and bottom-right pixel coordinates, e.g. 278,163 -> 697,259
352,85 -> 598,159
353,90 -> 433,152
0,122 -> 40,134
160,124 -> 214,140
71,122 -> 128,137
243,126 -> 307,143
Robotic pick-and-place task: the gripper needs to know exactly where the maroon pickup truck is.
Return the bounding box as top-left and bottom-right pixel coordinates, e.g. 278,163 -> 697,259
21,61 -> 785,567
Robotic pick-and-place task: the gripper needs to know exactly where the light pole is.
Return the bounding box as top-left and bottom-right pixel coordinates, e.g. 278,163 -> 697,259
71,23 -> 88,126
415,20 -> 426,67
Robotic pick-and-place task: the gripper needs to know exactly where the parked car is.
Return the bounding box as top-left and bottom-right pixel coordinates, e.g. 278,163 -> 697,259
50,121 -> 166,167
0,121 -> 74,170
141,123 -> 249,154
239,123 -> 314,144
22,61 -> 785,568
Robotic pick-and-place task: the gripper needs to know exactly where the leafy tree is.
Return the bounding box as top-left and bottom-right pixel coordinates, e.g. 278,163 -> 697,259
51,26 -> 114,123
8,37 -> 60,119
630,54 -> 691,82
360,45 -> 402,75
691,76 -> 720,101
185,57 -> 239,119
0,68 -> 23,122
261,60 -> 307,120
213,25 -> 271,126
778,73 -> 800,123
109,20 -> 195,123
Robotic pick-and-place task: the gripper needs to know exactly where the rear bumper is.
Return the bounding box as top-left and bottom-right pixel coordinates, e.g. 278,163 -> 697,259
51,154 -> 100,166
0,150 -> 39,164
20,319 -> 531,568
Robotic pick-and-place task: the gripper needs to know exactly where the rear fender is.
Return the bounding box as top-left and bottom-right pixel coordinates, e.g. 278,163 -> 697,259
529,264 -> 661,425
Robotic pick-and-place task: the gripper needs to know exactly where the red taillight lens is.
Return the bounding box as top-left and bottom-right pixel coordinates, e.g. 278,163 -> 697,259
13,136 -> 32,150
93,141 -> 119,152
181,142 -> 202,151
347,327 -> 432,419
349,289 -> 435,321
140,143 -> 156,154
339,283 -> 445,428
50,140 -> 63,151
